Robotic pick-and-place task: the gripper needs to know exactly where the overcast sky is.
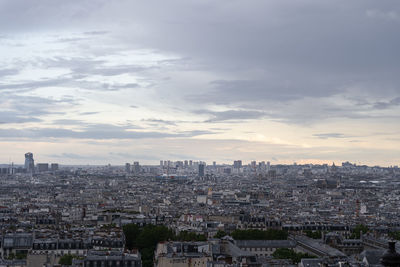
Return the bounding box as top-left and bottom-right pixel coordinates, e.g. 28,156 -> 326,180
0,0 -> 399,165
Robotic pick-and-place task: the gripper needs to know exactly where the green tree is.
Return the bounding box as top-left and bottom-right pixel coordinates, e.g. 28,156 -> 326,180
123,223 -> 141,249
214,230 -> 228,238
176,231 -> 207,241
304,230 -> 322,239
123,224 -> 175,267
350,224 -> 369,239
272,248 -> 316,264
59,254 -> 74,265
388,231 -> 400,240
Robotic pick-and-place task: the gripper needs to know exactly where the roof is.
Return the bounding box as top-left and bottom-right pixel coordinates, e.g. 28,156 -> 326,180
300,258 -> 323,267
360,249 -> 385,265
295,236 -> 346,257
235,240 -> 296,248
223,242 -> 254,258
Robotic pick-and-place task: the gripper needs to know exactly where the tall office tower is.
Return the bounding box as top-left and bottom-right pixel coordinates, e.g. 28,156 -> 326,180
233,160 -> 242,169
37,163 -> 49,172
125,163 -> 131,173
267,161 -> 271,171
24,152 -> 35,173
184,160 -> 188,168
51,163 -> 59,171
133,162 -> 140,174
198,163 -> 205,177
259,161 -> 266,173
189,160 -> 193,166
251,161 -> 257,170
213,161 -> 216,167
160,160 -> 163,168
9,162 -> 14,175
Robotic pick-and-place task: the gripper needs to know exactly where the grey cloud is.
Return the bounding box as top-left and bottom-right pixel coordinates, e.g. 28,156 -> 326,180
90,67 -> 151,77
0,112 -> 42,124
142,119 -> 177,126
44,56 -> 154,78
313,133 -> 347,139
195,109 -> 266,122
366,9 -> 400,21
0,124 -> 215,140
0,0 -> 400,129
373,97 -> 400,109
79,112 -> 100,115
0,127 -> 170,139
0,68 -> 19,77
179,130 -> 216,137
187,79 -> 342,106
0,75 -> 140,92
56,37 -> 90,43
0,77 -> 71,91
0,94 -> 77,123
52,119 -> 86,125
83,30 -> 108,35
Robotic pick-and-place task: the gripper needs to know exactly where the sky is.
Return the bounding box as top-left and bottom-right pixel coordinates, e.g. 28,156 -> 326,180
0,0 -> 400,166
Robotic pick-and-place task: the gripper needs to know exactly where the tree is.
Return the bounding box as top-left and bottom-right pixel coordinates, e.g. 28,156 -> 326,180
214,230 -> 228,239
123,223 -> 141,249
176,231 -> 207,241
272,248 -> 316,264
59,254 -> 74,265
388,231 -> 400,240
304,230 -> 322,239
350,224 -> 369,239
123,224 -> 175,267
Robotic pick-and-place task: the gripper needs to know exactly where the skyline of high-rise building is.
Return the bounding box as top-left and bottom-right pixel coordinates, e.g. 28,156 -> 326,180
24,152 -> 34,174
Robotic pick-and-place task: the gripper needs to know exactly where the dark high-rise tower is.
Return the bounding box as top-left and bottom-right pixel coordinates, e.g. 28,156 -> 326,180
24,152 -> 35,173
198,163 -> 205,177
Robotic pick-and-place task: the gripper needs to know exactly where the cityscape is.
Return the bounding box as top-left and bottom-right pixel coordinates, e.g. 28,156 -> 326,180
0,152 -> 400,266
1,0 -> 400,267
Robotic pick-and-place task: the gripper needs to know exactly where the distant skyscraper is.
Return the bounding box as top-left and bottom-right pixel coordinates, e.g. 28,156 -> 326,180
125,163 -> 131,173
37,163 -> 49,172
160,160 -> 163,168
51,163 -> 59,171
24,152 -> 35,173
133,162 -> 140,174
251,161 -> 257,170
233,160 -> 242,169
198,163 -> 205,177
189,160 -> 193,166
184,160 -> 188,167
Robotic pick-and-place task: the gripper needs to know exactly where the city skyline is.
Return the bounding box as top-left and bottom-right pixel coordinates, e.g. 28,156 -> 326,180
0,151 -> 397,168
1,0 -> 400,166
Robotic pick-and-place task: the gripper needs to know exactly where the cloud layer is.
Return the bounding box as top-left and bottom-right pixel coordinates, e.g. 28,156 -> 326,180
0,0 -> 399,165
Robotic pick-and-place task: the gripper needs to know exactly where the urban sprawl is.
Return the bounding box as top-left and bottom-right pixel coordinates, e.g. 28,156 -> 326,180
0,153 -> 400,266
